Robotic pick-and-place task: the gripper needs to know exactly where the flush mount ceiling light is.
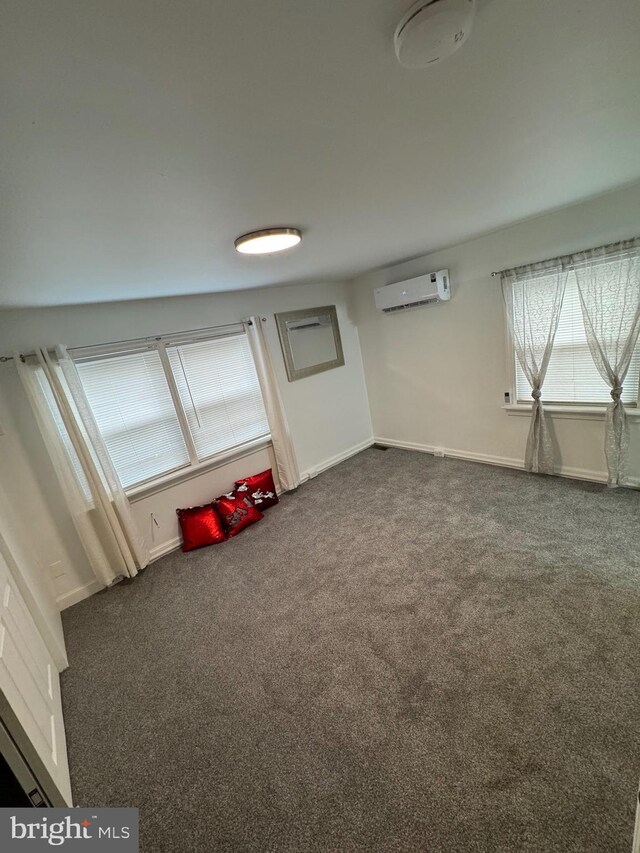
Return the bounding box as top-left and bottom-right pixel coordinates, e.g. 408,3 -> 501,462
234,227 -> 302,255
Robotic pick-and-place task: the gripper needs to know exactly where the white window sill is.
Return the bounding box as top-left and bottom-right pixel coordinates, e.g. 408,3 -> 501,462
503,404 -> 640,422
127,435 -> 272,502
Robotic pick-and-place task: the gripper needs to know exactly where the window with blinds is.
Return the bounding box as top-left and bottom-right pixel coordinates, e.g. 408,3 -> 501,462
74,331 -> 269,491
515,271 -> 640,405
77,350 -> 190,489
167,335 -> 269,461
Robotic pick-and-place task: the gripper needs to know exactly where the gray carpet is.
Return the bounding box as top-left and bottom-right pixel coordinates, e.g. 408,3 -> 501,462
61,448 -> 640,852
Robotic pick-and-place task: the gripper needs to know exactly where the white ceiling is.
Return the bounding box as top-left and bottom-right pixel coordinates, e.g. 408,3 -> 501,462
1,0 -> 639,307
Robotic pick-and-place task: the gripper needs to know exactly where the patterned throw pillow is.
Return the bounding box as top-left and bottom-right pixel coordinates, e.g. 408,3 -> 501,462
234,468 -> 279,510
176,504 -> 227,552
215,491 -> 264,537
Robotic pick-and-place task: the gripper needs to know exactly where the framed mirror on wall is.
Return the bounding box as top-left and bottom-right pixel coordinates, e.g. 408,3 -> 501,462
275,306 -> 345,382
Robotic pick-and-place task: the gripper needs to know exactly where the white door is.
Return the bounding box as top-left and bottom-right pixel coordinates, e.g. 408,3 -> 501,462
0,550 -> 72,805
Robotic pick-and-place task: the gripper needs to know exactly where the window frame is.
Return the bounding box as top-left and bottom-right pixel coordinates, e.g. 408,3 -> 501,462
71,327 -> 271,497
503,280 -> 640,414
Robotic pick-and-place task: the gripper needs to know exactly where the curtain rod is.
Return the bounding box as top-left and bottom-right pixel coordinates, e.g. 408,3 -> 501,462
0,319 -> 260,364
490,235 -> 639,278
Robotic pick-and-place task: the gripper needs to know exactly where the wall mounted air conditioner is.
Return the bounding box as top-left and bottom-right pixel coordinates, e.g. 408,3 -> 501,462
374,269 -> 451,313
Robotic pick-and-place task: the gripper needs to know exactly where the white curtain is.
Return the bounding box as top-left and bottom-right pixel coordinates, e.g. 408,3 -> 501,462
572,239 -> 640,486
502,262 -> 568,474
244,317 -> 300,491
17,347 -> 148,587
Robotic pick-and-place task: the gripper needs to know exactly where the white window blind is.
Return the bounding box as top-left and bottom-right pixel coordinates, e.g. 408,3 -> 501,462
72,329 -> 271,492
166,334 -> 269,462
515,271 -> 640,405
77,349 -> 190,489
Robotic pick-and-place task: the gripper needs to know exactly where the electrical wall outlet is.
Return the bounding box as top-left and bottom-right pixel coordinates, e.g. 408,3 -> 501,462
49,561 -> 66,579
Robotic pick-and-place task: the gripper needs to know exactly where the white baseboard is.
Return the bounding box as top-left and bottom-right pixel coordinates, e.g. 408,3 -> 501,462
299,436 -> 375,484
57,578 -> 104,611
373,436 -> 621,486
149,536 -> 181,563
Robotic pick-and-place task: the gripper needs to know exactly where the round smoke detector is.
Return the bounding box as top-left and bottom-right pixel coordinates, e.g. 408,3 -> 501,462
394,0 -> 476,68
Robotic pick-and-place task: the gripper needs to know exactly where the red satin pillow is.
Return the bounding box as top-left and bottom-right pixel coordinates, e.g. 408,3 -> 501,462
215,492 -> 263,537
176,503 -> 227,552
235,468 -> 279,510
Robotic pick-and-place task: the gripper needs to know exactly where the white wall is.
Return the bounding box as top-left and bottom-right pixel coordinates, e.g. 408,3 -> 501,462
351,182 -> 640,483
0,279 -> 373,607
